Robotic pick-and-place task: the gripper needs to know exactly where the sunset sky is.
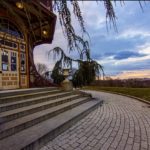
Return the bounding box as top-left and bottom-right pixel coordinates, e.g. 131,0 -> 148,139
34,1 -> 150,79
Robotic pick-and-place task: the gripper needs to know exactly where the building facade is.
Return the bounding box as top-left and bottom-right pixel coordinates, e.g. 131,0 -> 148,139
0,0 -> 56,90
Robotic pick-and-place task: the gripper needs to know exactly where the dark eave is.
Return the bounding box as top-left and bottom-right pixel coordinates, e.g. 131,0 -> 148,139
0,0 -> 57,46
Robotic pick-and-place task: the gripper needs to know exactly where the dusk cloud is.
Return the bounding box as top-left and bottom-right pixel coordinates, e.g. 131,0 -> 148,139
34,1 -> 150,78
113,51 -> 146,60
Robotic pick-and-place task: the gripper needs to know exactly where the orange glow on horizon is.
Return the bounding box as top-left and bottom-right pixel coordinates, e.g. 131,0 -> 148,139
111,70 -> 150,79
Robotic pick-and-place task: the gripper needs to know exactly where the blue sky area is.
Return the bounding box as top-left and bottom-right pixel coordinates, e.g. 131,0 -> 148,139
34,1 -> 150,79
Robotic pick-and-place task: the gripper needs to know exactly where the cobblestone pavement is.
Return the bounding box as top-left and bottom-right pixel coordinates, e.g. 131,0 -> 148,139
41,90 -> 150,150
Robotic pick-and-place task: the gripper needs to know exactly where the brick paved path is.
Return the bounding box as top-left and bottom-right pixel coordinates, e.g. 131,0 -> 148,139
41,90 -> 150,150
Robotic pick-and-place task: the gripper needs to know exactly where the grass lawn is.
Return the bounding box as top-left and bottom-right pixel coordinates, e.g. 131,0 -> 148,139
83,86 -> 150,102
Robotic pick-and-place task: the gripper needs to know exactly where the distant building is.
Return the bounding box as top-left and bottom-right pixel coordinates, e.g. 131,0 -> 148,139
0,0 -> 56,90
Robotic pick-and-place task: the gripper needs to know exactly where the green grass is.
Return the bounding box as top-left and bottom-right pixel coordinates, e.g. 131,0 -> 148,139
83,86 -> 150,102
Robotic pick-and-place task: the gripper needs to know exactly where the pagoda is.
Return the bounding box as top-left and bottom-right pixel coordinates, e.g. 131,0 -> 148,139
0,0 -> 56,90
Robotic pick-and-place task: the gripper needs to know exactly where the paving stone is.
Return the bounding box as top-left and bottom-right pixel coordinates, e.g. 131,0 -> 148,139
65,146 -> 74,150
71,142 -> 80,148
133,142 -> 140,150
124,144 -> 132,150
88,139 -> 98,147
94,142 -> 103,150
40,91 -> 150,150
108,147 -> 115,150
79,140 -> 89,149
127,137 -> 134,144
134,136 -> 141,143
141,140 -> 148,149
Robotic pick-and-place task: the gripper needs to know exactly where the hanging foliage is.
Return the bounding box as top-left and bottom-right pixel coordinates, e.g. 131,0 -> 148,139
51,61 -> 65,84
72,60 -> 104,88
0,0 -> 145,49
0,0 -> 145,52
53,0 -> 87,51
49,46 -> 104,87
0,0 -> 146,87
49,0 -> 145,87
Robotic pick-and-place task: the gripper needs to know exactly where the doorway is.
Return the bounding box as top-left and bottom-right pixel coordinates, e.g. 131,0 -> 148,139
0,18 -> 28,90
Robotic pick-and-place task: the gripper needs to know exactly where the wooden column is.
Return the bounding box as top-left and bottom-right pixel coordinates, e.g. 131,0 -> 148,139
0,47 -> 2,89
25,33 -> 30,88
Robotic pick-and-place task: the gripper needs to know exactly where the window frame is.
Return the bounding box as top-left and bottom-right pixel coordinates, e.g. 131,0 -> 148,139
0,18 -> 24,39
2,50 -> 9,71
20,52 -> 26,73
11,52 -> 17,72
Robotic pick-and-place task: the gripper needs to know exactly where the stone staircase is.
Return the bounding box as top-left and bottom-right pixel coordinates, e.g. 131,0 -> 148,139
0,87 -> 102,150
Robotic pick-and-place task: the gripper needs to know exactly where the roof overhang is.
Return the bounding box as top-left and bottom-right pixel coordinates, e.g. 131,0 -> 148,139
0,0 -> 57,46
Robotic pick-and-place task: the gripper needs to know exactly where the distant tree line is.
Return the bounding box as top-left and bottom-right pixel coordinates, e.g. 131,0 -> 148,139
91,79 -> 150,88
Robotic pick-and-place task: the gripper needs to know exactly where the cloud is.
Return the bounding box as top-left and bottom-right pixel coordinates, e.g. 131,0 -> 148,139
96,42 -> 150,77
79,1 -> 106,29
116,29 -> 150,40
34,1 -> 150,76
138,43 -> 150,55
34,44 -> 56,70
113,51 -> 146,60
111,70 -> 150,79
113,44 -> 150,65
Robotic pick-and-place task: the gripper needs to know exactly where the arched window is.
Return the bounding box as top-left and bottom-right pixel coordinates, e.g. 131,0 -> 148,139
0,18 -> 24,39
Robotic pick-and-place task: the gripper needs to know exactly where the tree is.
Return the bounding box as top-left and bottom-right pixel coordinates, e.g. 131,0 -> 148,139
52,0 -> 145,50
48,0 -> 144,86
49,46 -> 104,87
0,0 -> 144,52
51,61 -> 65,84
0,0 -> 145,86
36,63 -> 48,76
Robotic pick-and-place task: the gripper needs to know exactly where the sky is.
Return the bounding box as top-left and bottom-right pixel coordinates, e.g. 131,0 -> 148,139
34,1 -> 150,79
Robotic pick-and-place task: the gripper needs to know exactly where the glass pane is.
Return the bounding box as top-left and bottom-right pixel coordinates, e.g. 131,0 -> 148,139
0,18 -> 24,39
2,55 -> 8,63
20,53 -> 26,72
11,57 -> 16,63
11,64 -> 17,71
0,38 -> 18,49
11,52 -> 17,71
2,63 -> 8,71
20,44 -> 25,51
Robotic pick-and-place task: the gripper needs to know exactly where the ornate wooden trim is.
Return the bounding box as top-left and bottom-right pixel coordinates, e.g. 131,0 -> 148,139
0,0 -> 57,88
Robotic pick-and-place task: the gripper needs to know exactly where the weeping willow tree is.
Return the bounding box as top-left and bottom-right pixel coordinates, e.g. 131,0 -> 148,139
52,0 -> 145,50
52,0 -> 117,51
50,0 -> 145,86
49,45 -> 104,87
0,0 -> 146,87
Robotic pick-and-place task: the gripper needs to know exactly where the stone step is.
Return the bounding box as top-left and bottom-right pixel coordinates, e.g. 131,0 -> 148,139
0,89 -> 61,104
0,94 -> 81,123
0,87 -> 57,98
0,91 -> 73,112
0,99 -> 102,150
0,97 -> 90,140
